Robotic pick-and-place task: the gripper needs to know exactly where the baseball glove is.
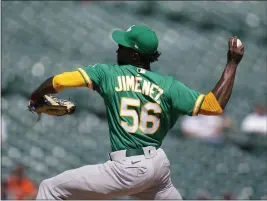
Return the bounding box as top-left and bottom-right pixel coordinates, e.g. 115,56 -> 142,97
28,94 -> 76,119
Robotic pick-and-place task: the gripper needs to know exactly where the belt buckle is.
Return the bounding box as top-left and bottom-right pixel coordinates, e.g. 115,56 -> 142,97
142,146 -> 157,159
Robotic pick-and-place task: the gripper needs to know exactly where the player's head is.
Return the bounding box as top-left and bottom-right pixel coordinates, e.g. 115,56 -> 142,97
112,25 -> 161,69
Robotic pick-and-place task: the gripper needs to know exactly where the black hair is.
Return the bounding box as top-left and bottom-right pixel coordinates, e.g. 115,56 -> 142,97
140,51 -> 161,63
149,51 -> 161,63
117,45 -> 161,68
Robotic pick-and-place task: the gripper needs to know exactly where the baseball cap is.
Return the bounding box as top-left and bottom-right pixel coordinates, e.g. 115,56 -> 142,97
112,25 -> 158,55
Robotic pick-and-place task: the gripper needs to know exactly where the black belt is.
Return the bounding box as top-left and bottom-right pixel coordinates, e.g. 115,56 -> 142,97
126,146 -> 160,157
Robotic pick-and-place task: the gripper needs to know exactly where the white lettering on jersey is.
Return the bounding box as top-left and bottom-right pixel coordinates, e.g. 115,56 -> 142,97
126,76 -> 135,91
134,77 -> 142,93
115,76 -> 164,104
115,77 -> 123,92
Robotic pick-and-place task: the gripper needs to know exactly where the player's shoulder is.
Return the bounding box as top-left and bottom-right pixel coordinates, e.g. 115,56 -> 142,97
84,63 -> 114,69
160,74 -> 187,92
153,72 -> 179,85
150,70 -> 176,80
83,63 -> 120,74
148,72 -> 180,94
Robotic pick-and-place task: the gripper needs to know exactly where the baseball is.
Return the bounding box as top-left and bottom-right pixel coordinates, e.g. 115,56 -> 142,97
232,38 -> 242,47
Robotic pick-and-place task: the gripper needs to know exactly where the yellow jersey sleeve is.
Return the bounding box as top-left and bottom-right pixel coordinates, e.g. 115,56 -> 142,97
199,92 -> 223,115
52,70 -> 92,92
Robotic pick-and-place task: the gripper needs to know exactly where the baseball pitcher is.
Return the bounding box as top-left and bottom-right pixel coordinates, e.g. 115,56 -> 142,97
29,25 -> 244,200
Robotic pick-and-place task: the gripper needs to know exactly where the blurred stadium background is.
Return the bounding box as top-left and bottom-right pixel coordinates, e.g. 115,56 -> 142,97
1,1 -> 267,200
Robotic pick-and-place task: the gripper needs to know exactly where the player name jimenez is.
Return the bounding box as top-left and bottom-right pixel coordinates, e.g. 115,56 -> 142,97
115,76 -> 164,104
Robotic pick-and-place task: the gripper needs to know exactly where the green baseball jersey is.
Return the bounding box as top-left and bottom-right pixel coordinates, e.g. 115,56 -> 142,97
79,64 -> 204,151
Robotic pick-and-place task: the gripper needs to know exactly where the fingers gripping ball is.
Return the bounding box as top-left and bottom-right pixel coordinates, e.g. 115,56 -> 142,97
28,95 -> 76,118
228,36 -> 244,64
232,38 -> 242,47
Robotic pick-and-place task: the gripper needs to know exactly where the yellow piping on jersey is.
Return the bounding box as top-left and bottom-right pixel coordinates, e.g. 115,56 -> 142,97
52,71 -> 89,92
77,68 -> 93,89
192,94 -> 205,116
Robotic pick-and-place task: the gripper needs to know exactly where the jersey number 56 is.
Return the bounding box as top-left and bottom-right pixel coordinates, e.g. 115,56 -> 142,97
120,97 -> 162,135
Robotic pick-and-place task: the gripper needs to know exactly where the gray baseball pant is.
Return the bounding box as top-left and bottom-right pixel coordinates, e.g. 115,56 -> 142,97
36,146 -> 182,200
